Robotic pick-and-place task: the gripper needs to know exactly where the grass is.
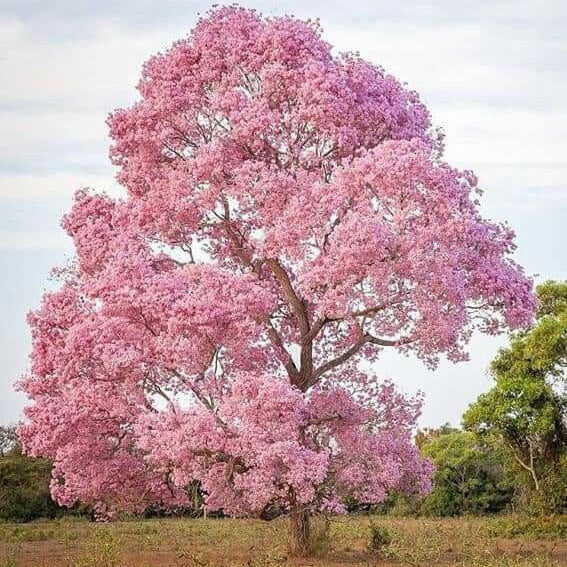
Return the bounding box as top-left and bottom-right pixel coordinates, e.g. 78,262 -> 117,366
0,515 -> 565,566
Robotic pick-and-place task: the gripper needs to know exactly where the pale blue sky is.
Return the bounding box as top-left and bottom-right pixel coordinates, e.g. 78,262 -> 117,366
1,0 -> 566,427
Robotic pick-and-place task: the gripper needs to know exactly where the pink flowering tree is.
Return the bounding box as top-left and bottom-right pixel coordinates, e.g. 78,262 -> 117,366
19,6 -> 536,554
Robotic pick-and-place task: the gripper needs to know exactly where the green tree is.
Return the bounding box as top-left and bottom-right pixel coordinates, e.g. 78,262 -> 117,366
415,422 -> 456,451
0,453 -> 63,522
0,425 -> 88,522
419,428 -> 512,516
464,280 -> 567,513
0,426 -> 60,521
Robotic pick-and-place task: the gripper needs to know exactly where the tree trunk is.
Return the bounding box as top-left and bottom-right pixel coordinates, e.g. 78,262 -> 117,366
509,441 -> 540,491
288,507 -> 311,556
528,443 -> 540,491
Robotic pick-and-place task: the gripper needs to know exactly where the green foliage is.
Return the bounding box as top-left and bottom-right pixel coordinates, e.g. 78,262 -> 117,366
415,422 -> 457,450
0,426 -> 91,523
0,453 -> 62,522
419,429 -> 512,516
491,282 -> 567,381
375,491 -> 423,516
512,457 -> 567,516
464,280 -> 567,514
0,425 -> 62,523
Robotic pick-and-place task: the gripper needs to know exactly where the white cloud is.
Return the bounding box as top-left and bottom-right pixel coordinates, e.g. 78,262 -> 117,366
0,172 -> 121,199
0,230 -> 71,250
438,107 -> 567,166
0,18 -> 170,110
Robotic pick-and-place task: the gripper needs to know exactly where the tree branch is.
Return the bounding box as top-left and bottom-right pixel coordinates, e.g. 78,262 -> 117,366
267,259 -> 310,336
351,303 -> 389,318
267,259 -> 316,387
218,210 -> 299,380
308,333 -> 407,388
255,314 -> 299,379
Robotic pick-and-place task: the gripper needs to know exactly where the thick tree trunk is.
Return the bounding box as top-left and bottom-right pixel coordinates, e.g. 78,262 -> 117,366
288,507 -> 311,556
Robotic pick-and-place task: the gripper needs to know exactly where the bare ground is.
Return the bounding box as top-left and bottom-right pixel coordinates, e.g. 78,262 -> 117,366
0,515 -> 565,567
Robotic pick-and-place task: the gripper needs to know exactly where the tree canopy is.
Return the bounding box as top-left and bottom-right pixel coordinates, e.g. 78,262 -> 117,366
18,5 -> 535,552
419,427 -> 512,516
464,281 -> 566,511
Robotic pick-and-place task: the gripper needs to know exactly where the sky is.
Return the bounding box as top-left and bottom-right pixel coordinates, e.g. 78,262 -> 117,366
0,0 -> 566,428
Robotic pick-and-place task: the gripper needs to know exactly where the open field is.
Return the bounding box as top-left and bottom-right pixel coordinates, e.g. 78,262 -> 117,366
0,515 -> 565,567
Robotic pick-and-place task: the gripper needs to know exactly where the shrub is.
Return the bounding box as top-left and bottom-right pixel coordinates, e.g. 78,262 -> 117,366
0,455 -> 61,522
420,430 -> 513,516
309,516 -> 331,557
73,528 -> 122,567
367,522 -> 393,555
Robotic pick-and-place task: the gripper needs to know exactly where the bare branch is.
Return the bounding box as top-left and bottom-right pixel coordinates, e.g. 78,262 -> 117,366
302,317 -> 328,345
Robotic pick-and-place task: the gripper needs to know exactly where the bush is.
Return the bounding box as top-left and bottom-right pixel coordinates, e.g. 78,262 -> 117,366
370,492 -> 422,517
0,455 -> 61,522
0,450 -> 93,523
74,528 -> 122,567
514,461 -> 567,516
419,430 -> 513,517
367,522 -> 392,555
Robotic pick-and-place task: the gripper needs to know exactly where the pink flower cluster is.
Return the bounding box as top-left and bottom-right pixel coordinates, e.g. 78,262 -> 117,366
19,6 -> 535,518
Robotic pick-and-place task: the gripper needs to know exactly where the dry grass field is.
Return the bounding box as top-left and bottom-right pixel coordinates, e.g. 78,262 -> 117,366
0,515 -> 565,567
